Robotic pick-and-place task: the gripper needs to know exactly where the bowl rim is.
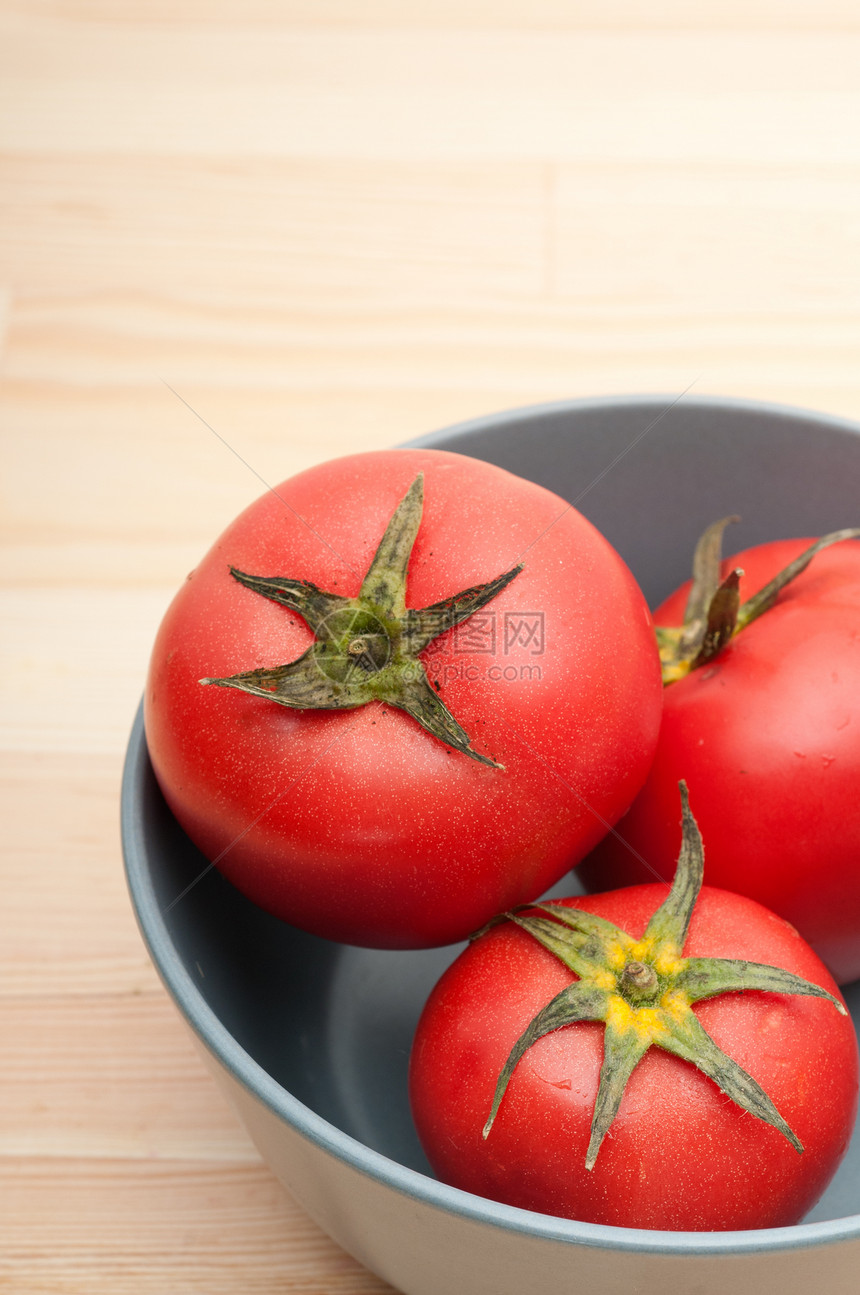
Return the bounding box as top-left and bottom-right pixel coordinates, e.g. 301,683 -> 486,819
123,392 -> 860,1258
405,389 -> 860,452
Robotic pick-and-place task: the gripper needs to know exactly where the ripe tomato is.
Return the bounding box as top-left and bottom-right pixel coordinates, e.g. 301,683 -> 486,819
145,448 -> 662,949
409,838 -> 858,1231
579,534 -> 860,984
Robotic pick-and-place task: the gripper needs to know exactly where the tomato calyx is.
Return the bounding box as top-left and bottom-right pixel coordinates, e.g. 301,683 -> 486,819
200,473 -> 522,768
482,782 -> 846,1169
618,959 -> 659,1002
657,519 -> 860,684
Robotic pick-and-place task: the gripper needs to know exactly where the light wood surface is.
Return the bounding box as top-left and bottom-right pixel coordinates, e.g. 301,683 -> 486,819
4,4 -> 860,1291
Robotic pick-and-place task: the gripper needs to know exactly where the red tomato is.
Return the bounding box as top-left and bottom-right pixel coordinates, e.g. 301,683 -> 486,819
579,536 -> 860,984
409,882 -> 858,1231
145,448 -> 662,948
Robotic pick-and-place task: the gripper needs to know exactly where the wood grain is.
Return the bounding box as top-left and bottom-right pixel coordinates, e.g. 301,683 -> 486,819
3,2 -> 860,1290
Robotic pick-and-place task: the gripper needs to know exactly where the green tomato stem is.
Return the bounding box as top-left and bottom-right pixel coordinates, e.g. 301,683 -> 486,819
482,781 -> 846,1168
200,473 -> 522,768
659,523 -> 860,684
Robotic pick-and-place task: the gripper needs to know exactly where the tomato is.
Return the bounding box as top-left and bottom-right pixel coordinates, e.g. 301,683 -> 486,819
145,447 -> 662,949
409,790 -> 858,1230
579,533 -> 860,984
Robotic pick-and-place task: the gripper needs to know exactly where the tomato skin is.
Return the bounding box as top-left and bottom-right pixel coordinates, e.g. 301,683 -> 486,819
579,537 -> 860,985
409,884 -> 858,1231
144,448 -> 662,949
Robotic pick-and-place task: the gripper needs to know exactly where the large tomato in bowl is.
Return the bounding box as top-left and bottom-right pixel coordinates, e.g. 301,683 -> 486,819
145,448 -> 662,949
579,526 -> 860,983
409,787 -> 858,1230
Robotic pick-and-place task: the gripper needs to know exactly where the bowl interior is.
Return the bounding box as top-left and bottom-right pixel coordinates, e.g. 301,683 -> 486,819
126,395 -> 860,1235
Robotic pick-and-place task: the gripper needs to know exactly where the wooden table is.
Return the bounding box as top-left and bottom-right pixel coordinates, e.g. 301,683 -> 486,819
4,4 -> 860,1290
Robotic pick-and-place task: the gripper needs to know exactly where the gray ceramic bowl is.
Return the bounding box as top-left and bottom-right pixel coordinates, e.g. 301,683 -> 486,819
122,395 -> 860,1295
